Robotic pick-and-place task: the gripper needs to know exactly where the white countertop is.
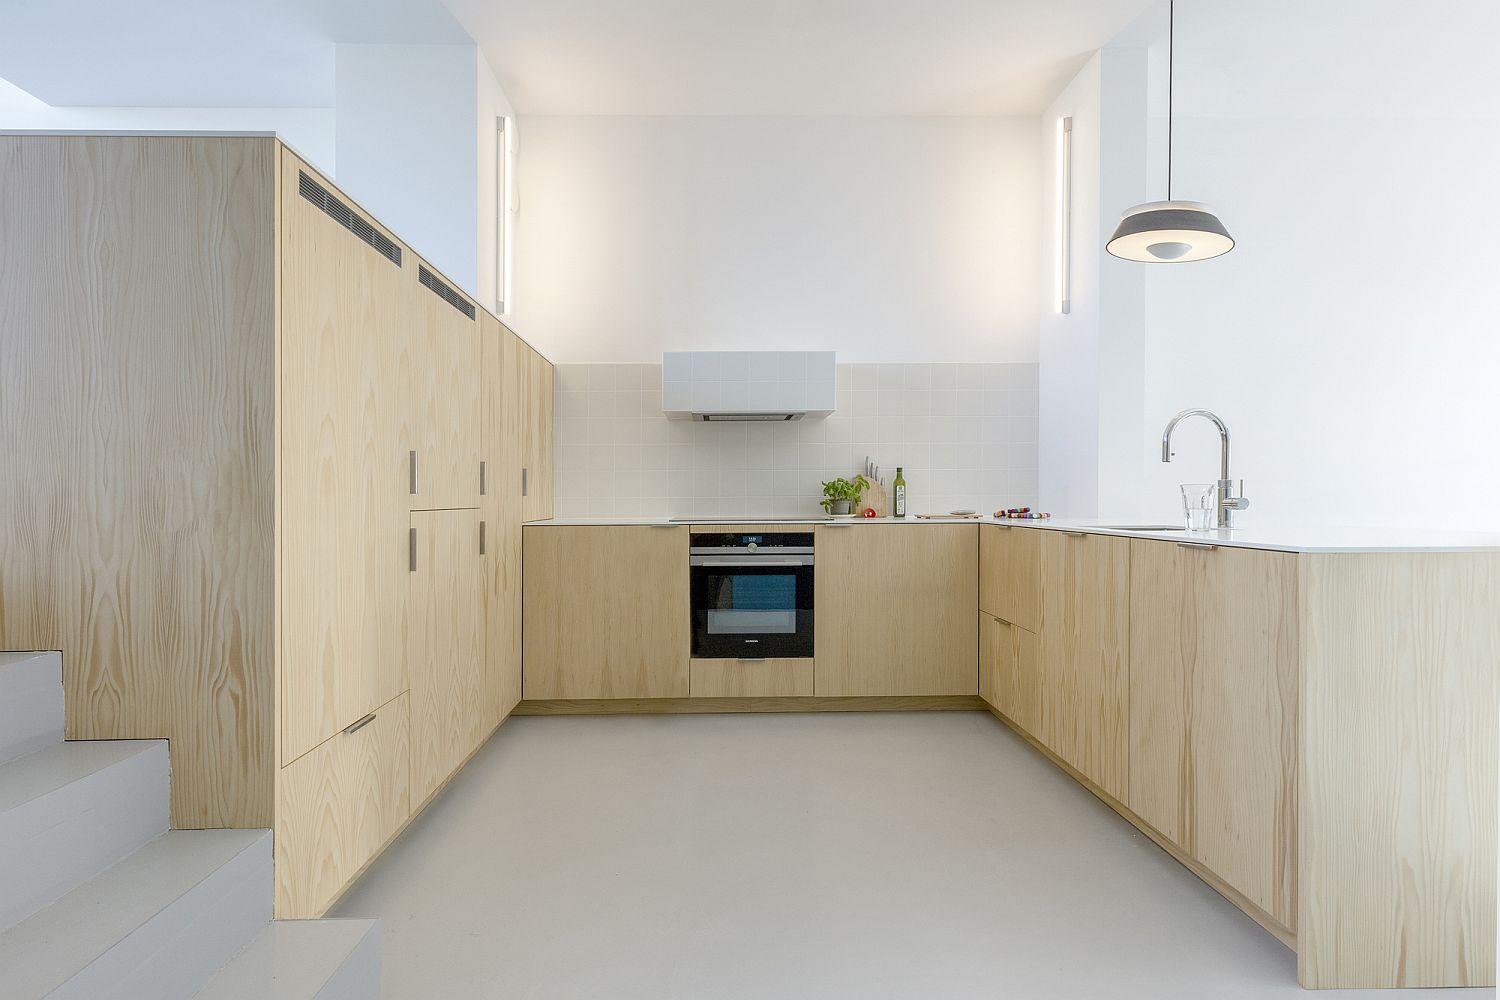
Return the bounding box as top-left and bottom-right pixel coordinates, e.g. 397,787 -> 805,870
524,515 -> 1500,553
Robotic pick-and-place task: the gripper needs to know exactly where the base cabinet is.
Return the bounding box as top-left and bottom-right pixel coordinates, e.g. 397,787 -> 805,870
813,524 -> 978,696
1126,540 -> 1299,930
979,612 -> 1040,734
275,691 -> 410,918
522,525 -> 690,699
1037,532 -> 1130,800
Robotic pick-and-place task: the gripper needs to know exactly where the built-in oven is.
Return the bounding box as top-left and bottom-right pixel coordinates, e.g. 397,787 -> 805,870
689,532 -> 814,659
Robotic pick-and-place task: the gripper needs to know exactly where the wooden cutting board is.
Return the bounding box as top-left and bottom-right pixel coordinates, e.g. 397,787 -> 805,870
858,480 -> 889,517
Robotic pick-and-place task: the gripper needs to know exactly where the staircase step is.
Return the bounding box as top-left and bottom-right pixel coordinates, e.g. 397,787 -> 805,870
195,919 -> 380,1000
0,828 -> 272,1000
0,651 -> 64,763
0,738 -> 169,928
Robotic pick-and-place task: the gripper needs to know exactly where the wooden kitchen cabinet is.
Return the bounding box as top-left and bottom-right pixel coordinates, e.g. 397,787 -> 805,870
481,315 -> 526,728
813,524 -> 978,697
408,509 -> 487,808
405,255 -> 482,512
275,690 -> 410,918
522,525 -> 690,699
279,147 -> 410,766
1038,531 -> 1130,800
980,612 -> 1041,735
1127,539 -> 1299,930
521,343 -> 555,522
980,524 -> 1041,632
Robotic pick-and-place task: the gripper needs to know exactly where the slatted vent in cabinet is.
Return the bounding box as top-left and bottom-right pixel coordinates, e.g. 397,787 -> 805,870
298,171 -> 402,267
418,264 -> 476,320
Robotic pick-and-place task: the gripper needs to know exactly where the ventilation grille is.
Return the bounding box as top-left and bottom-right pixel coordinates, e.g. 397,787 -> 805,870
298,171 -> 402,267
418,265 -> 476,320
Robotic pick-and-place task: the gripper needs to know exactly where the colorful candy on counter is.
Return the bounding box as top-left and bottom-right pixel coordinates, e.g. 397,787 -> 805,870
995,507 -> 1051,520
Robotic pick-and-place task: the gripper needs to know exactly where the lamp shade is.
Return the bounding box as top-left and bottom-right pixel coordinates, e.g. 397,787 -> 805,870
1106,200 -> 1234,262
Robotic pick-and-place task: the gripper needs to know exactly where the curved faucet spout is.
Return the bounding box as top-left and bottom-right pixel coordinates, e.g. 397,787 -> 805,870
1161,408 -> 1231,481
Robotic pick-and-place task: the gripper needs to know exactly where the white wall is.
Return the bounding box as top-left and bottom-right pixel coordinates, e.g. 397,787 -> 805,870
0,76 -> 335,172
554,362 -> 1038,518
510,115 -> 1041,363
1130,0 -> 1500,531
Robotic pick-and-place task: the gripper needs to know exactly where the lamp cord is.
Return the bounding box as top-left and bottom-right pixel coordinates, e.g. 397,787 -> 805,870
1167,0 -> 1174,202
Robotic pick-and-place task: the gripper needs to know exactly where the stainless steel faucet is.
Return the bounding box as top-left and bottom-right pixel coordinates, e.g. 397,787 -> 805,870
1161,409 -> 1249,528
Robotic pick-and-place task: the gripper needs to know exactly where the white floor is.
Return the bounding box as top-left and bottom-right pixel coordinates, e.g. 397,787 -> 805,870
334,712 -> 1495,999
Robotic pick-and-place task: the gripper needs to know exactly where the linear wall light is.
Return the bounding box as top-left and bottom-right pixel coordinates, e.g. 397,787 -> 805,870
1055,115 -> 1073,314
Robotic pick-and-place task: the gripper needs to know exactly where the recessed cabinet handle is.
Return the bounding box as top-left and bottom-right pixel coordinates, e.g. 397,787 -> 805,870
343,712 -> 377,735
1176,541 -> 1219,551
521,467 -> 529,497
409,450 -> 419,495
479,460 -> 488,496
737,657 -> 767,663
1060,530 -> 1089,537
479,520 -> 486,555
408,527 -> 417,572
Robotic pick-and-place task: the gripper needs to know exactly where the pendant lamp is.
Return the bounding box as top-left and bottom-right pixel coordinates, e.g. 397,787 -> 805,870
1107,0 -> 1234,263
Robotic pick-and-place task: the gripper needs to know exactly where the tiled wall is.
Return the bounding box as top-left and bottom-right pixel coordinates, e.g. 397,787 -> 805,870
554,363 -> 1039,519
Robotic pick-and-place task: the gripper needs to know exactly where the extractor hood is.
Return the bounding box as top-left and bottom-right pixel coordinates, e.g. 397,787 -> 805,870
662,351 -> 835,421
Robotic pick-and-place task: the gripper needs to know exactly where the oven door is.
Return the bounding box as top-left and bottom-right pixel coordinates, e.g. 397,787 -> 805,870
690,555 -> 814,659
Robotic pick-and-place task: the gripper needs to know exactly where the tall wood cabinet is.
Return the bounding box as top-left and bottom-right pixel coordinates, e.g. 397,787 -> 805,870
0,134 -> 554,919
521,342 -> 555,522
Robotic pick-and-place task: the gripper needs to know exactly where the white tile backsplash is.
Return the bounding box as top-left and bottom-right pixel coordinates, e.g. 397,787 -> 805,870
552,362 -> 1040,519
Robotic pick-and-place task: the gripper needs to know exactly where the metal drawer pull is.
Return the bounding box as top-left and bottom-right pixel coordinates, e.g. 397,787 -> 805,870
479,460 -> 488,496
1176,541 -> 1219,551
1060,530 -> 1089,537
344,712 -> 377,735
651,522 -> 678,528
479,520 -> 486,555
409,451 -> 419,495
521,467 -> 529,497
408,527 -> 417,572
737,657 -> 767,663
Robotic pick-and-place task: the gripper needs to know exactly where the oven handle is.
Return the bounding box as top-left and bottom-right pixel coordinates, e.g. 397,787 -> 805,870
689,556 -> 814,567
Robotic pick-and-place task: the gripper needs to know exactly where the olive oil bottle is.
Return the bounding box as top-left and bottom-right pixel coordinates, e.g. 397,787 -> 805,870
893,467 -> 907,518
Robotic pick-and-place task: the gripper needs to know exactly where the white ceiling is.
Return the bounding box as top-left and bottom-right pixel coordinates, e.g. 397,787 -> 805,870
446,0 -> 1158,116
0,0 -> 469,107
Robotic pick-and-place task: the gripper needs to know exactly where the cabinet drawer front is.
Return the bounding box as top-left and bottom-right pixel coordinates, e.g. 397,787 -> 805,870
980,524 -> 1041,632
690,658 -> 814,698
275,691 -> 410,918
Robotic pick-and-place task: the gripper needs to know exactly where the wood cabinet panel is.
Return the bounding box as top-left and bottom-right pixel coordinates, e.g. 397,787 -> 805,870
521,343 -> 554,521
409,510 -> 486,807
979,524 -> 1041,632
1298,552 -> 1498,988
481,317 -> 525,729
1038,531 -> 1130,800
1127,540 -> 1299,929
522,526 -> 689,699
689,658 -> 814,698
279,150 -> 409,766
980,612 -> 1042,735
813,525 -> 978,697
405,257 -> 481,512
275,691 -> 410,918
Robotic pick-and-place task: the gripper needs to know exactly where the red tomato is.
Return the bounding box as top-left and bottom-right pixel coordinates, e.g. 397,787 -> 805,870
862,508 -> 877,518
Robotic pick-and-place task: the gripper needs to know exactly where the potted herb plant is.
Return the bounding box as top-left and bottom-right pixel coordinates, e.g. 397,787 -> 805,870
820,475 -> 871,516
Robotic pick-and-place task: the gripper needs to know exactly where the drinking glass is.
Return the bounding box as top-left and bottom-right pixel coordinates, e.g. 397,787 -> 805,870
1181,484 -> 1217,531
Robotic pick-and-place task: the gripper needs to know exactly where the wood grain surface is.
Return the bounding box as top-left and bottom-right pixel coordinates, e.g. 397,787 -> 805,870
813,523 -> 978,696
979,524 -> 1041,632
278,149 -> 409,767
405,253 -> 482,512
515,696 -> 986,715
689,658 -> 814,698
0,135 -> 277,827
1126,540 -> 1299,929
1297,552 -> 1498,988
520,343 -> 554,521
1038,531 -> 1130,800
274,690 -> 410,918
481,316 -> 525,729
522,525 -> 689,699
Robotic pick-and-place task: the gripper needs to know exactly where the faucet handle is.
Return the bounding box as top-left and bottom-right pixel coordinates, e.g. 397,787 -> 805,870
1222,496 -> 1250,511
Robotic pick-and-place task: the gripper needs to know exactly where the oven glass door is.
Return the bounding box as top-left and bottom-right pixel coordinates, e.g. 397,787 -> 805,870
691,562 -> 813,658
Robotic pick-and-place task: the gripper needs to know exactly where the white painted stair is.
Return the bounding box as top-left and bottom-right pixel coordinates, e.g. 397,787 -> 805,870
0,651 -> 381,999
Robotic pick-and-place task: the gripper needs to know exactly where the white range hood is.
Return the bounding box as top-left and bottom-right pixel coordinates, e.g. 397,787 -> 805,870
662,351 -> 836,421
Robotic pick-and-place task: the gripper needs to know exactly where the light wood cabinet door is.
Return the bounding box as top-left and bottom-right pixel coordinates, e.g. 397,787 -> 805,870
1038,531 -> 1130,800
279,152 -> 409,765
481,316 -> 525,729
520,344 -> 554,522
980,612 -> 1041,734
980,524 -> 1041,631
522,525 -> 690,699
408,509 -> 486,807
275,690 -> 410,918
405,258 -> 481,512
1127,539 -> 1299,928
814,525 -> 978,696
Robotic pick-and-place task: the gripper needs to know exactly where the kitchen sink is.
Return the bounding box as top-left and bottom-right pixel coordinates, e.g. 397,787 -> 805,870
1095,524 -> 1187,532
